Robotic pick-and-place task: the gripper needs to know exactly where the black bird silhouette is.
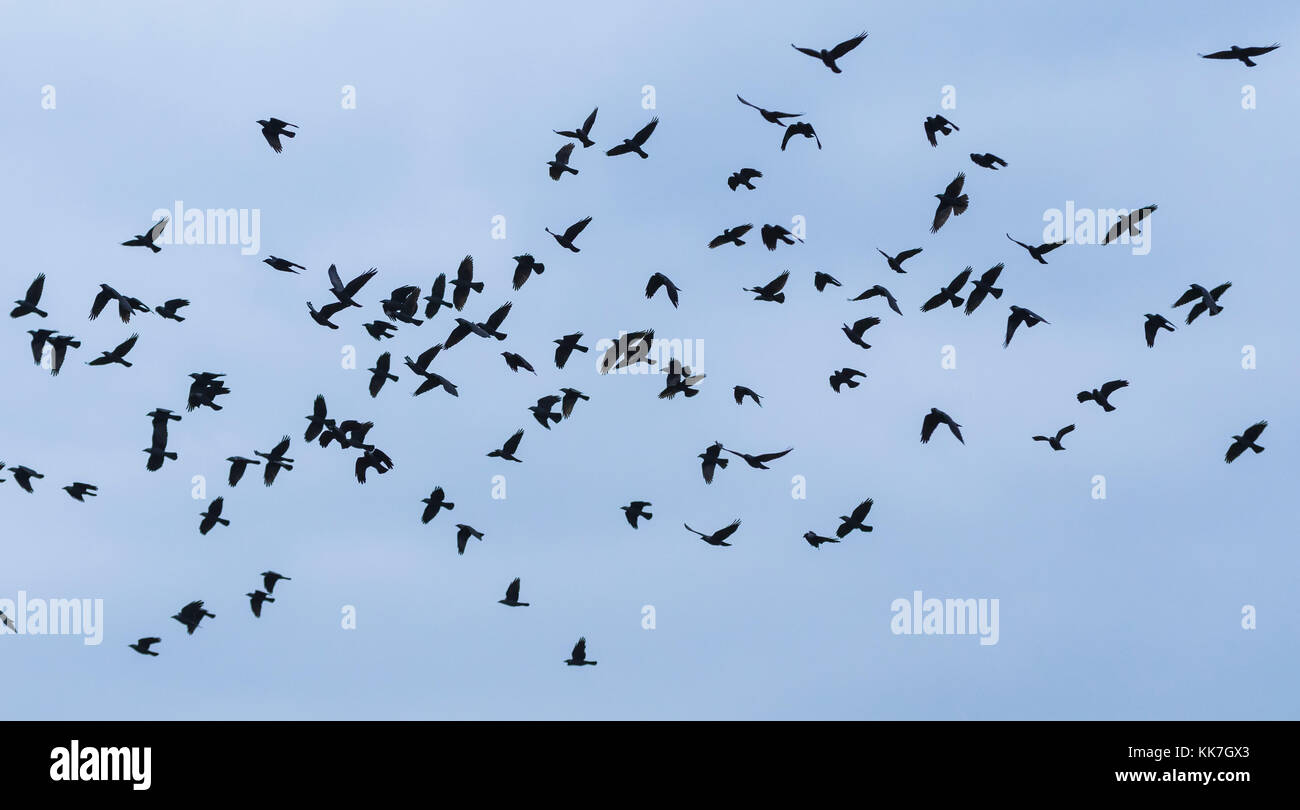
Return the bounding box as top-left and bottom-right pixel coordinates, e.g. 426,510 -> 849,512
172,600 -> 214,634
1102,205 -> 1156,245
510,256 -> 545,291
246,590 -> 275,618
446,301 -> 511,348
708,224 -> 753,248
186,371 -> 230,411
10,274 -> 47,318
1004,306 -> 1050,347
254,436 -> 294,486
143,445 -> 177,472
421,487 -> 455,523
737,95 -> 802,125
565,637 -> 597,665
803,531 -> 840,549
931,173 -> 969,233
598,329 -> 655,374
89,283 -> 147,323
198,497 -> 229,535
659,358 -> 705,400
684,519 -> 741,546
842,316 -> 881,350
555,107 -> 598,147
780,121 -> 821,150
423,273 -> 454,318
851,284 -> 903,315
367,352 -> 398,397
307,300 -> 349,329
963,264 -> 1004,314
813,271 -> 841,291
921,408 -> 964,444
791,31 -> 868,73
499,578 -> 529,607
304,395 -> 328,442
878,247 -> 922,274
728,168 -> 762,191
724,447 -> 792,470
921,267 -> 972,312
1199,43 -> 1280,66
1225,421 -> 1267,463
364,320 -> 397,341
1173,282 -> 1230,324
645,272 -> 681,308
1077,380 -> 1129,412
354,447 -> 395,484
1007,233 -> 1067,264
455,524 -> 484,555
487,429 -> 525,463
8,465 -> 41,493
924,114 -> 959,147
501,351 -> 536,374
87,333 -> 138,367
449,255 -> 484,311
698,441 -> 729,484
529,395 -> 563,429
121,217 -> 168,252
63,482 -> 98,501
403,342 -> 444,378
327,265 -> 377,309
129,637 -> 161,656
733,386 -> 763,406
257,117 -> 297,152
380,285 -> 423,326
1144,314 -> 1176,347
47,335 -> 80,375
745,270 -> 790,303
1032,424 -> 1075,451
560,387 -> 590,418
621,500 -> 653,528
226,456 -> 260,487
829,367 -> 866,392
762,225 -> 803,252
970,152 -> 1008,170
836,499 -> 874,538
262,571 -> 291,593
606,117 -> 658,158
546,217 -> 592,253
548,142 -> 579,180
154,298 -> 190,322
553,332 -> 589,369
263,256 -> 305,274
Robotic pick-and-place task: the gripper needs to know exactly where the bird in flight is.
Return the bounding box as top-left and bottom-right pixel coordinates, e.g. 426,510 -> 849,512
254,436 -> 294,485
1143,314 -> 1176,347
836,499 -> 874,538
736,95 -> 802,126
154,299 -> 190,322
307,300 -> 349,329
367,352 -> 398,397
924,114 -> 959,147
455,524 -> 484,555
354,447 -> 395,484
1101,205 -> 1156,245
970,153 -> 1008,170
448,256 -> 484,311
724,447 -> 793,470
728,168 -> 762,191
246,590 -> 275,618
8,465 -> 44,493
121,217 -> 168,253
172,600 -> 214,634
1173,282 -> 1230,324
781,121 -> 821,150
733,386 -> 763,407
487,429 -> 525,463
878,247 -> 922,274
263,256 -> 306,274
684,519 -> 742,547
86,333 -> 138,367
1077,380 -> 1129,412
698,441 -> 728,484
920,267 -> 972,312
529,395 -> 563,430
548,142 -> 579,180
622,501 -> 653,528
262,571 -> 291,593
198,497 -> 230,535
555,107 -> 598,147
129,637 -> 161,656
645,272 -> 682,308
842,316 -> 881,350
63,482 -> 98,501
327,265 -> 377,309
553,332 -> 589,369
257,117 -> 297,152
501,351 -> 536,374
565,637 -> 597,666
546,216 -> 592,252
921,408 -> 964,444
1032,424 -> 1075,451
606,117 -> 659,158
225,456 -> 260,487
963,264 -> 1004,315
760,224 -> 802,251
89,283 -> 148,323
803,531 -> 840,549
1006,233 -> 1067,264
1199,43 -> 1280,67
1004,306 -> 1050,347
851,284 -> 903,315
708,224 -> 753,248
499,578 -> 529,607
931,173 -> 969,233
10,274 -> 47,318
510,256 -> 545,291
421,487 -> 455,523
1225,421 -> 1267,463
813,271 -> 841,292
47,334 -> 81,375
745,270 -> 790,303
791,31 -> 868,73
560,388 -> 590,419
829,367 -> 866,393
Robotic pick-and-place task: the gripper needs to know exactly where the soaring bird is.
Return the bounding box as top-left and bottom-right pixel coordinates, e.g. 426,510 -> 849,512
737,95 -> 802,125
1199,43 -> 1280,67
1173,282 -> 1230,324
1144,314 -> 1176,347
529,395 -> 563,429
842,316 -> 881,350
364,320 -> 397,341
501,351 -> 536,374
791,31 -> 868,73
548,142 -> 579,180
724,447 -> 792,470
924,114 -> 959,147
354,447 -> 395,484
121,217 -> 168,252
963,264 -> 1004,314
1007,233 -> 1067,264
254,436 -> 294,486
920,408 -> 964,444
367,352 -> 398,397
143,445 -> 177,472
455,524 -> 484,555
920,268 -> 973,312
621,501 -> 653,528
499,578 -> 529,607
1032,424 -> 1075,451
564,637 -> 597,666
780,121 -> 821,150
698,442 -> 729,484
829,367 -> 866,392
226,456 -> 260,487
803,531 -> 840,549
1077,380 -> 1129,412
154,299 -> 190,322
606,117 -> 658,158
129,637 -> 161,656
745,270 -> 790,303
851,284 -> 903,315
708,224 -> 753,248
324,265 -> 376,309
560,387 -> 590,418
10,274 -> 47,318
553,333 -> 589,369
659,358 -> 704,399
307,300 -> 348,329
487,429 -> 525,463
171,600 -> 214,634
599,329 -> 655,373
761,225 -> 802,251
1225,421 -> 1267,463
87,333 -> 138,367
645,272 -> 681,308
1004,306 -> 1049,347
63,482 -> 98,501
546,217 -> 592,253
836,499 -> 874,538
510,256 -> 545,291
27,329 -> 55,365
1102,205 -> 1157,245
304,395 -> 328,442
421,273 -> 454,319
733,385 -> 763,406
89,284 -> 142,323
263,256 -> 306,274
380,285 -> 423,326
878,247 -> 922,274
684,519 -> 741,547
198,497 -> 229,535
421,487 -> 455,523
450,255 -> 484,311
728,168 -> 762,191
555,107 -> 598,147
931,173 -> 969,233
47,334 -> 81,375
970,153 -> 1008,170
257,117 -> 297,152
262,572 -> 291,593
246,590 -> 275,618
813,271 -> 841,291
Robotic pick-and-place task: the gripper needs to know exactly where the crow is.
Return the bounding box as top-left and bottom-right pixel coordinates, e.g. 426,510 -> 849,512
226,456 -> 260,487
1007,233 -> 1067,264
364,320 -> 397,340
803,531 -> 841,548
851,284 -> 903,315
10,274 -> 47,318
423,273 -> 454,318
565,637 -> 597,665
63,482 -> 98,501
924,114 -> 959,147
553,332 -> 589,369
366,352 -> 398,398
254,436 -> 294,486
645,272 -> 681,308
246,590 -> 275,618
455,524 -> 484,555
963,264 -> 1005,314
172,600 -> 214,634
606,117 -> 658,158
842,316 -> 881,350
728,168 -> 762,191
307,300 -> 348,329
1225,421 -> 1267,463
1199,43 -> 1280,67
733,386 -> 763,406
198,497 -> 229,535
421,487 -> 455,523
380,285 -> 423,326
262,572 -> 291,593
155,299 -> 190,322
1144,314 -> 1176,347
780,121 -> 821,150
1077,380 -> 1129,412
1102,205 -> 1156,245
555,107 -> 598,147
257,117 -> 297,152
1173,282 -> 1230,324
921,268 -> 972,312
737,95 -> 802,125
708,224 -> 753,248
263,256 -> 306,274
878,247 -> 922,274
354,447 -> 394,484
510,256 -> 545,291
813,272 -> 841,291
970,153 -> 1008,170
47,334 -> 80,375
621,501 -> 653,528
724,447 -> 793,470
1032,424 -> 1075,451
745,270 -> 790,303
143,445 -> 177,472
487,429 -> 525,463
90,283 -> 145,323
659,358 -> 705,399
791,31 -> 868,73
87,333 -> 138,367
598,329 -> 655,373
446,301 -> 511,348
931,173 -> 969,233
27,327 -> 56,360
761,225 -> 803,251
501,351 -> 536,374
545,217 -> 592,253
529,395 -> 563,429
499,578 -> 529,607
121,217 -> 168,252
836,499 -> 874,537
921,408 -> 964,444
548,142 -> 579,180
829,367 -> 866,392
1004,306 -> 1050,347
698,442 -> 729,484
560,388 -> 590,419
129,637 -> 161,656
304,395 -> 328,442
684,519 -> 741,546
450,255 -> 484,311
186,371 -> 230,411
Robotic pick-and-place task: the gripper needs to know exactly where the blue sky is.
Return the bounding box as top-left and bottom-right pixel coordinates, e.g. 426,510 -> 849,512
1,0 -> 1297,719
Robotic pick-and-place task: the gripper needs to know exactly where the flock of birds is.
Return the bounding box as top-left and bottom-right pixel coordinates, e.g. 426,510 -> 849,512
3,30 -> 1279,668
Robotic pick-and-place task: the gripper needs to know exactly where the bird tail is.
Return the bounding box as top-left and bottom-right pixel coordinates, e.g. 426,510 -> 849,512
165,451 -> 177,461
471,282 -> 484,292
282,130 -> 295,138
1252,444 -> 1264,453
716,458 -> 729,468
149,244 -> 161,253
773,293 -> 786,303
953,195 -> 969,215
534,263 -> 545,274
218,517 -> 229,526
950,295 -> 965,308
121,359 -> 134,368
990,287 -> 1003,299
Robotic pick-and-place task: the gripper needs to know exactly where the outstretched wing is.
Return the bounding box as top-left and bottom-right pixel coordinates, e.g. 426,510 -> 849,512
564,216 -> 593,242
1099,379 -> 1129,397
631,117 -> 659,146
829,31 -> 868,59
713,519 -> 742,543
502,428 -> 524,454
